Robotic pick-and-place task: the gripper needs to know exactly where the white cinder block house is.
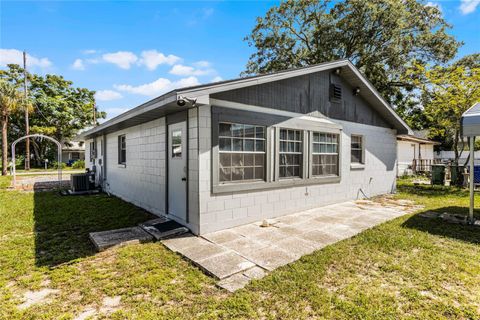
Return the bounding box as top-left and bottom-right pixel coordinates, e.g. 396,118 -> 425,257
81,60 -> 412,235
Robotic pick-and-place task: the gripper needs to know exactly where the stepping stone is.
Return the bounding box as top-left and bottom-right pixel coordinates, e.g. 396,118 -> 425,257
140,218 -> 189,240
89,227 -> 153,252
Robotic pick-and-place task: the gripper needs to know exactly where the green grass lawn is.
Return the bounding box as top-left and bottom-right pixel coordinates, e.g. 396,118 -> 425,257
0,176 -> 479,319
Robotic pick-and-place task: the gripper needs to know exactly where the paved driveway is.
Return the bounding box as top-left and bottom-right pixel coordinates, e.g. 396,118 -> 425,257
162,196 -> 422,292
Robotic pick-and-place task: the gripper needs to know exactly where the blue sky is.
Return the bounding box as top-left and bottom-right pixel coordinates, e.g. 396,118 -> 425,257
1,1 -> 479,121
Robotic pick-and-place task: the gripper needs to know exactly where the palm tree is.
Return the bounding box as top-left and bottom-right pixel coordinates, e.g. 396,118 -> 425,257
0,80 -> 22,175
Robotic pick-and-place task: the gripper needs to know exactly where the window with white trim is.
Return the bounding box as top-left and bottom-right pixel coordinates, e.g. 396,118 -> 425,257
351,135 -> 364,164
279,128 -> 303,178
312,132 -> 339,176
218,122 -> 266,182
118,135 -> 126,165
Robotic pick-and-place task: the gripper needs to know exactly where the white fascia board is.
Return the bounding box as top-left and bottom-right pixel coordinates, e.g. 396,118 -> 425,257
177,60 -> 350,96
344,61 -> 413,135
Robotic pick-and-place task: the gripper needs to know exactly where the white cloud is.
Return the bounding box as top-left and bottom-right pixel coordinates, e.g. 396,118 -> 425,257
95,90 -> 123,101
460,0 -> 480,14
139,50 -> 181,70
194,60 -> 211,68
211,76 -> 223,82
104,107 -> 131,120
102,51 -> 138,69
426,2 -> 442,13
82,49 -> 97,55
71,58 -> 85,70
0,49 -> 52,68
114,76 -> 200,96
169,64 -> 213,76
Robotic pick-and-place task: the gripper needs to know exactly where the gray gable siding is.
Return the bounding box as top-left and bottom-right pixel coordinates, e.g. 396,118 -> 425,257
211,71 -> 391,129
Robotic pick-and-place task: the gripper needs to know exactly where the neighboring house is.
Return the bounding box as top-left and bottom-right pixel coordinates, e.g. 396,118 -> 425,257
397,134 -> 439,176
80,59 -> 412,235
61,141 -> 85,164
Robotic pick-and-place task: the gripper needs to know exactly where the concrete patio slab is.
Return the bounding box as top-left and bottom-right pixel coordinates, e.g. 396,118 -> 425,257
196,251 -> 256,279
89,227 -> 153,252
161,196 -> 421,292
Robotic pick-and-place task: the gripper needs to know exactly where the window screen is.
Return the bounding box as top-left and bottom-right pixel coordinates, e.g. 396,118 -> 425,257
118,135 -> 126,165
312,132 -> 339,176
351,135 -> 363,164
218,122 -> 265,182
279,129 -> 302,178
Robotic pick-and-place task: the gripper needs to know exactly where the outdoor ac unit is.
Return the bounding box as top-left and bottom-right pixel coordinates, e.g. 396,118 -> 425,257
71,173 -> 91,192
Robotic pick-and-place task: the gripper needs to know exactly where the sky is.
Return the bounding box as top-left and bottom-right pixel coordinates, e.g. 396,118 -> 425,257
1,1 -> 479,121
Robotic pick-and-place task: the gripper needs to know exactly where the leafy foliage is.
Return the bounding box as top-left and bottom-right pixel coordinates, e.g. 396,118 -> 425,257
0,79 -> 23,175
244,0 -> 461,108
423,64 -> 480,162
0,64 -> 105,167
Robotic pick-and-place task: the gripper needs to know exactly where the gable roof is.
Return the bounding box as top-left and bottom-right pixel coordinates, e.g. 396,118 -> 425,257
81,59 -> 412,139
462,102 -> 480,137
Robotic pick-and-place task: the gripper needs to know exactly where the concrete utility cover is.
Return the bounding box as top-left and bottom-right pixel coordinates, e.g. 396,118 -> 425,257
89,227 -> 153,251
162,197 -> 422,292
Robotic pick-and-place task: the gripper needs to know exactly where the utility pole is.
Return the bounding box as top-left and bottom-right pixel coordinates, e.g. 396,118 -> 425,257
23,51 -> 30,170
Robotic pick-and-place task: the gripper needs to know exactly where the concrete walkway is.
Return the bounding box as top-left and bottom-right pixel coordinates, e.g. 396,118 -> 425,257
162,196 -> 422,292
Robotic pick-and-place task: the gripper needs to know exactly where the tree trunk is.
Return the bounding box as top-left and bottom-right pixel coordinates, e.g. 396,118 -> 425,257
1,116 -> 8,176
452,127 -> 463,186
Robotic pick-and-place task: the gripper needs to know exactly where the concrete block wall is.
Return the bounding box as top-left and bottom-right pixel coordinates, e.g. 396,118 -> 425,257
102,117 -> 167,215
187,108 -> 200,234
197,104 -> 398,234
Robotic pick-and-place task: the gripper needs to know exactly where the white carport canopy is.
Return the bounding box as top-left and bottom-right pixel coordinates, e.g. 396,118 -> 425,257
461,102 -> 480,223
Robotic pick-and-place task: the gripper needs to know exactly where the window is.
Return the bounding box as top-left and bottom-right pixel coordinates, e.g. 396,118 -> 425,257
218,122 -> 265,182
171,129 -> 182,158
118,135 -> 126,165
279,129 -> 303,178
312,132 -> 339,176
89,141 -> 96,161
351,135 -> 364,164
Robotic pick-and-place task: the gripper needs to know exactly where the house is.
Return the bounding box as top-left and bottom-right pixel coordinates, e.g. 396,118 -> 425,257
80,59 -> 412,235
61,141 -> 85,165
397,133 -> 439,176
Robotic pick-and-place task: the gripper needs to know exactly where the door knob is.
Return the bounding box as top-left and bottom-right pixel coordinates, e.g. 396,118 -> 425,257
181,177 -> 187,181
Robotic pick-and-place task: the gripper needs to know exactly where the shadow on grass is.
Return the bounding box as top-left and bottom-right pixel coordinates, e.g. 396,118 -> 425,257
34,190 -> 155,267
402,207 -> 480,245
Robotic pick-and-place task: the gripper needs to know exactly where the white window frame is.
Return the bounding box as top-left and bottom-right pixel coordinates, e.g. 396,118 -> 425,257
218,122 -> 267,183
278,128 -> 304,179
118,134 -> 126,166
350,134 -> 365,169
211,106 -> 342,194
310,131 -> 340,178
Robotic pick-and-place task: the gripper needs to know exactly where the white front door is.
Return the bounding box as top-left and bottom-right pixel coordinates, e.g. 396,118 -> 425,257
168,121 -> 187,221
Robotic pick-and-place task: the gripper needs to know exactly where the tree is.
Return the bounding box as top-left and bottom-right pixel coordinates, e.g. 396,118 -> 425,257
0,64 -> 106,166
0,80 -> 22,175
423,65 -> 480,182
243,0 -> 461,107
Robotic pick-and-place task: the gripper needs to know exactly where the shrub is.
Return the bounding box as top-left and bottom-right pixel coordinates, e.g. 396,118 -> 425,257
52,161 -> 66,169
72,160 -> 85,169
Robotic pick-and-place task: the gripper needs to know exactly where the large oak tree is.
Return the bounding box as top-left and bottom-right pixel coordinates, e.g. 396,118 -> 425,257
244,0 -> 461,107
